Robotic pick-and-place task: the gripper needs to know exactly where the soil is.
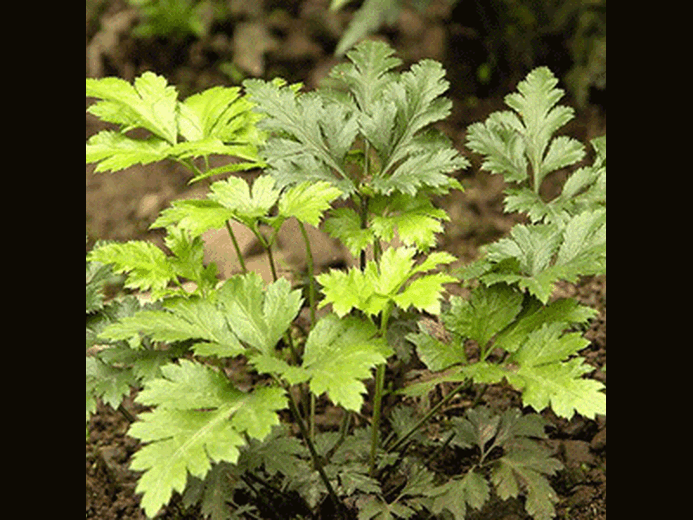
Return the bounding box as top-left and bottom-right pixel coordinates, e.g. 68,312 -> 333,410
86,2 -> 606,518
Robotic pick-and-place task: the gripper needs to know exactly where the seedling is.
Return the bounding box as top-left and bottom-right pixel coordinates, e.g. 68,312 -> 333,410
86,41 -> 605,519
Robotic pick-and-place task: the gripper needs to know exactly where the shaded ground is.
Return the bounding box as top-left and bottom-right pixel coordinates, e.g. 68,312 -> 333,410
86,1 -> 606,518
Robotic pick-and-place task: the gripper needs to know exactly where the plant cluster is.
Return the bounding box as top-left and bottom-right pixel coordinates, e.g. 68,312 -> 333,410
86,40 -> 605,519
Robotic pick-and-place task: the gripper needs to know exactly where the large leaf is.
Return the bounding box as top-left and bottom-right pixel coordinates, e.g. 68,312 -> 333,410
129,360 -> 286,517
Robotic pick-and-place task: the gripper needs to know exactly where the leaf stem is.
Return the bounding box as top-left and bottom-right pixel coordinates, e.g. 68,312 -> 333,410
284,382 -> 344,512
297,221 -> 317,327
369,301 -> 394,475
225,220 -> 248,274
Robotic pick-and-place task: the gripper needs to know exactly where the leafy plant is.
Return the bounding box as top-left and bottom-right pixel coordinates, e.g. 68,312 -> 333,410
86,41 -> 605,519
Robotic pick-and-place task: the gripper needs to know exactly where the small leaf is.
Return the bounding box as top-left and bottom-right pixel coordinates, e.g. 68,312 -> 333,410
278,181 -> 343,226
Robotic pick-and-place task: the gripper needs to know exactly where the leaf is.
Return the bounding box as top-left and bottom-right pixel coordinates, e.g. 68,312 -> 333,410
87,72 -> 262,176
428,470 -> 490,519
303,315 -> 392,411
317,247 -> 453,317
87,241 -> 177,298
480,210 -> 606,303
465,67 -> 589,198
99,297 -> 245,357
209,175 -> 281,226
129,360 -> 286,517
86,72 -> 179,144
324,207 -> 375,257
370,193 -> 450,251
443,284 -> 524,348
278,181 -> 343,226
331,39 -> 402,109
86,131 -> 173,173
152,199 -> 234,237
492,451 -> 561,520
217,273 -> 303,354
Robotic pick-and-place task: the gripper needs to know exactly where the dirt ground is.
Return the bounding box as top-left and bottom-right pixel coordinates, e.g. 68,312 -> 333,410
86,1 -> 606,518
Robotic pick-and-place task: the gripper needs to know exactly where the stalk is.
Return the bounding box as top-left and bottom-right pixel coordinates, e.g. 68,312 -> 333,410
284,383 -> 344,513
297,220 -> 317,327
369,302 -> 394,475
224,221 -> 248,274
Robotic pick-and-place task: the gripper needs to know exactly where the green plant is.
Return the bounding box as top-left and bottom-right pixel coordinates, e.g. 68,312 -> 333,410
86,41 -> 605,519
127,0 -> 219,39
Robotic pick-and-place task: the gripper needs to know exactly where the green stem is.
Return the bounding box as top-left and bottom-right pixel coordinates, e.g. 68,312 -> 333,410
297,221 -> 317,327
225,221 -> 248,274
284,383 -> 344,512
369,363 -> 386,476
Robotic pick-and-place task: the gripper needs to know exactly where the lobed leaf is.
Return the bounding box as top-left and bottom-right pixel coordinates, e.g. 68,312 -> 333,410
129,360 -> 286,517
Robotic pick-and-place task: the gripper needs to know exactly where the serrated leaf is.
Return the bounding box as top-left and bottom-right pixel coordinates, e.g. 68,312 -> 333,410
370,193 -> 450,251
331,39 -> 402,108
86,72 -> 179,144
217,273 -> 303,354
444,284 -> 524,347
428,470 -> 490,519
129,360 -> 286,517
152,199 -> 234,237
317,247 -> 452,317
492,451 -> 561,520
503,323 -> 606,419
87,241 -> 177,298
209,175 -> 280,226
301,315 -> 392,411
86,131 -> 172,173
324,207 -> 375,257
99,298 -> 245,357
278,181 -> 343,226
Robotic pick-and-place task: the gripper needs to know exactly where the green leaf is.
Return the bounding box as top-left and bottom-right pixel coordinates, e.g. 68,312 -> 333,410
465,67 -> 589,198
318,247 -> 453,317
217,273 -> 303,354
444,284 -> 524,347
331,39 -> 402,109
87,241 -> 177,298
498,323 -> 605,419
209,175 -> 281,226
86,131 -> 172,173
100,297 -> 245,357
324,207 -> 375,257
302,315 -> 392,411
129,360 -> 286,517
428,470 -> 490,519
152,199 -> 234,237
86,72 -> 179,144
278,181 -> 343,226
370,193 -> 450,252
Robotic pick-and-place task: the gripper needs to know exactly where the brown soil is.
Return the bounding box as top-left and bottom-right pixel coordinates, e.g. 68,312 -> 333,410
86,2 -> 606,518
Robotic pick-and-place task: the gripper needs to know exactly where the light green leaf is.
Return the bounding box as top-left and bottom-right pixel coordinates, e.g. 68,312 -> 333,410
324,207 -> 375,257
370,194 -> 450,252
278,181 -> 343,226
99,298 -> 244,357
86,72 -> 179,144
209,175 -> 280,226
87,241 -> 177,298
86,131 -> 172,173
129,360 -> 286,517
393,272 -> 456,315
151,199 -> 234,237
302,314 -> 392,411
217,273 -> 303,353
